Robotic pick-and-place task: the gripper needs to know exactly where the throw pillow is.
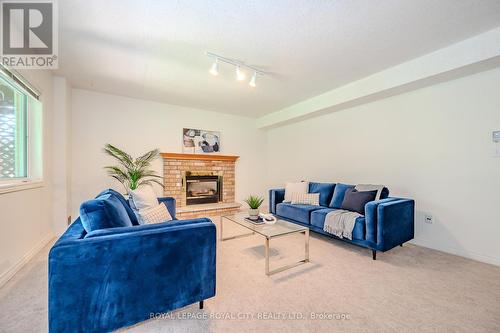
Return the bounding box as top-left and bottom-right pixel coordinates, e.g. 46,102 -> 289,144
96,188 -> 140,225
80,194 -> 133,233
341,188 -> 377,215
329,183 -> 355,208
138,203 -> 173,224
129,186 -> 158,210
284,181 -> 309,202
354,184 -> 385,201
291,192 -> 320,206
309,182 -> 336,207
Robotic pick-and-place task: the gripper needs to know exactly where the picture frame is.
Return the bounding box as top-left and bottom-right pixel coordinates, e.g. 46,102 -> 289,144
182,128 -> 221,154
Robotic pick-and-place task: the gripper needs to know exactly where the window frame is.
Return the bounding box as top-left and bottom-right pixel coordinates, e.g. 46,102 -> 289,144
0,70 -> 43,194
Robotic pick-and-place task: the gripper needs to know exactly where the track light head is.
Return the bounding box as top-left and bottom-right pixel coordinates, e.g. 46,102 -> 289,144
236,66 -> 246,81
209,58 -> 219,76
249,72 -> 257,87
206,52 -> 264,87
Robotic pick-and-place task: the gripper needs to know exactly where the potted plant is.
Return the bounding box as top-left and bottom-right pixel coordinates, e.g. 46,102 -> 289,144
103,144 -> 164,194
244,195 -> 264,219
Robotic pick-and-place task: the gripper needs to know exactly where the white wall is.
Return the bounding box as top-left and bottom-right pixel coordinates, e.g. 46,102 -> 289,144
266,67 -> 500,266
52,76 -> 72,234
0,70 -> 54,286
70,89 -> 267,218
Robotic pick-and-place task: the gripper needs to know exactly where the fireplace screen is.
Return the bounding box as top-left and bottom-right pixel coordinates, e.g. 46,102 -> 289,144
185,175 -> 222,205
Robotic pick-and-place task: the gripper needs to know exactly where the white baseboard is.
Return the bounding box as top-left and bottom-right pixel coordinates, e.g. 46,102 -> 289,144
0,233 -> 54,288
410,238 -> 500,267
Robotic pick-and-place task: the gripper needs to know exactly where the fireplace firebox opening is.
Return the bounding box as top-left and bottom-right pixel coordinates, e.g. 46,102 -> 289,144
184,174 -> 222,205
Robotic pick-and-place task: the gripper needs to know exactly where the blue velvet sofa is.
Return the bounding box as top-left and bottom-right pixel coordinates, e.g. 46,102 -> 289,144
49,190 -> 216,333
269,182 -> 414,259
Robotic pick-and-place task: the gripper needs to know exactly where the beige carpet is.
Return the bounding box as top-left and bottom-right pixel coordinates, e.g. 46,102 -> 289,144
1,217 -> 500,333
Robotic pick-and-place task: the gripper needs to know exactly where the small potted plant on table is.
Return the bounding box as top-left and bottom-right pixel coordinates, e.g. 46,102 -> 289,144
244,195 -> 264,219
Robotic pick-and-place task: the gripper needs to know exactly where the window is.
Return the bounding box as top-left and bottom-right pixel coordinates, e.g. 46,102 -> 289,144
0,76 -> 27,179
0,68 -> 42,192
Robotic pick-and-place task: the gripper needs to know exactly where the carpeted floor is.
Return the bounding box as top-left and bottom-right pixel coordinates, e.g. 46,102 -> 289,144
1,217 -> 500,333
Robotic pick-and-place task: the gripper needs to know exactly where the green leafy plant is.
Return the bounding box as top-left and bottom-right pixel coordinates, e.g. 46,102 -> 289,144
103,144 -> 163,192
244,195 -> 264,209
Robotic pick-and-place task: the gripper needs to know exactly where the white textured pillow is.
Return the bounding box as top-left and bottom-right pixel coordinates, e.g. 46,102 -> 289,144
291,192 -> 320,206
138,203 -> 173,224
284,181 -> 309,202
130,186 -> 158,210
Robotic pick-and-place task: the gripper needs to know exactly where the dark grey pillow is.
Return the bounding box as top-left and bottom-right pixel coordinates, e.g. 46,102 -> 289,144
341,188 -> 377,215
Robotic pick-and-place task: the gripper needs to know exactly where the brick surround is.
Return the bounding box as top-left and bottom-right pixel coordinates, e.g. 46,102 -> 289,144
162,153 -> 240,217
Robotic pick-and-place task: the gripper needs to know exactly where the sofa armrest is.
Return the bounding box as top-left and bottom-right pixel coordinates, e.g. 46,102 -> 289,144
269,188 -> 285,214
366,198 -> 414,251
49,220 -> 216,333
364,198 -> 399,243
158,196 -> 176,219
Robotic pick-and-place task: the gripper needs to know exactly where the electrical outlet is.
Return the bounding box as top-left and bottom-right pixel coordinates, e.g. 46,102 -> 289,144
424,215 -> 433,224
494,146 -> 500,158
493,130 -> 500,143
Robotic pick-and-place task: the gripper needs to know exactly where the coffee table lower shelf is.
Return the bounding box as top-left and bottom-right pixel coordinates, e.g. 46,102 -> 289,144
220,215 -> 310,276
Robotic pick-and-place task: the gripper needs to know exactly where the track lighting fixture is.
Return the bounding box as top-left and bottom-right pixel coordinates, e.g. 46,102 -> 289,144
209,58 -> 219,76
205,51 -> 264,88
249,72 -> 257,87
236,66 -> 246,81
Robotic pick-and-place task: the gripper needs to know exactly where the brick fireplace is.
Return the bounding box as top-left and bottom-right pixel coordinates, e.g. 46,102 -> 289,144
161,153 -> 241,218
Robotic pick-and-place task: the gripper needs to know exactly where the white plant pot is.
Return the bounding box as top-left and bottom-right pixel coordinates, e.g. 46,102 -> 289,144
249,208 -> 259,218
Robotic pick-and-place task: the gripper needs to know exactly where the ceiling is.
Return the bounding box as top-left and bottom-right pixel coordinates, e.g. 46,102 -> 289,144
55,0 -> 500,118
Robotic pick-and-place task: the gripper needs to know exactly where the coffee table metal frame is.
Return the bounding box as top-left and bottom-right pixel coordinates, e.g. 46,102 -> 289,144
220,214 -> 310,276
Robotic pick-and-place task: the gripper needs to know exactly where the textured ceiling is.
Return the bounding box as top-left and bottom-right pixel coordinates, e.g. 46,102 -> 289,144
55,0 -> 500,117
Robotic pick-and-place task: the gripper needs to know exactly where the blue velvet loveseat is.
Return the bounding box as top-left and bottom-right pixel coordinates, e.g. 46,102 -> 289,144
48,189 -> 216,333
269,182 -> 414,260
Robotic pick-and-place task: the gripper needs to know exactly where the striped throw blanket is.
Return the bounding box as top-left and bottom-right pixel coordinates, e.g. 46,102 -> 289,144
323,210 -> 362,240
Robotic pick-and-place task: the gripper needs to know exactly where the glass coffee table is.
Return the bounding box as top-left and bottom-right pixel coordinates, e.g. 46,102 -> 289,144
220,213 -> 310,276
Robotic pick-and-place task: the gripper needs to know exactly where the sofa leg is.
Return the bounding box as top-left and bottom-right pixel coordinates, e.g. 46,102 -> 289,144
199,300 -> 204,309
400,243 -> 403,247
372,250 -> 376,260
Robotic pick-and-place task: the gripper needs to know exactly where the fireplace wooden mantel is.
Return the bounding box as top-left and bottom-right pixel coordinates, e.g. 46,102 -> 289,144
161,152 -> 239,162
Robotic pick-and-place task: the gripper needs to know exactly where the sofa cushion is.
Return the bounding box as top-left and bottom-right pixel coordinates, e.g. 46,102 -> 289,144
341,188 -> 377,215
96,189 -> 139,225
329,183 -> 355,208
311,208 -> 366,240
80,194 -> 133,233
309,182 -> 336,207
276,203 -> 323,224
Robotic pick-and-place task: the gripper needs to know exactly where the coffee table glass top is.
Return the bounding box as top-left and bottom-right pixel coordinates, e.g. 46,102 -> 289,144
221,213 -> 308,238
